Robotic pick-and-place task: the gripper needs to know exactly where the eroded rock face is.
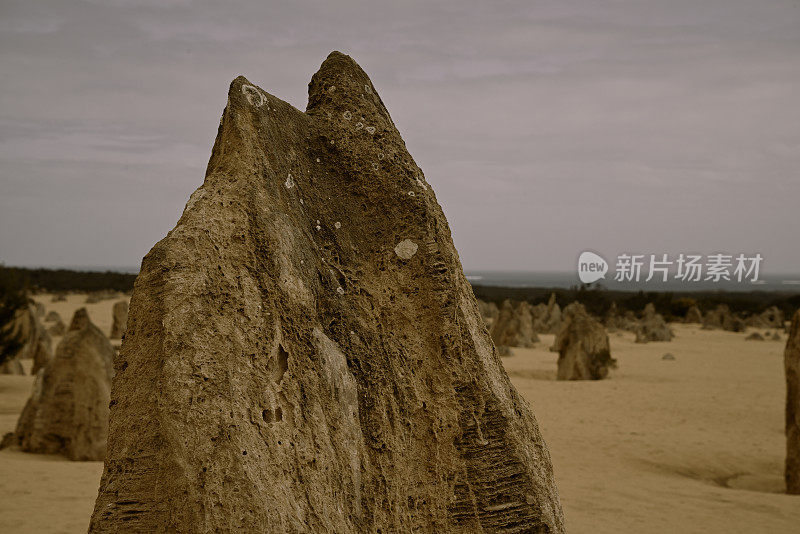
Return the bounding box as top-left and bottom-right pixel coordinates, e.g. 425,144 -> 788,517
44,310 -> 66,336
604,302 -> 637,332
47,318 -> 66,336
746,306 -> 785,330
703,304 -> 745,332
533,293 -> 562,334
477,299 -> 499,328
786,309 -> 800,494
553,303 -> 615,380
89,52 -> 564,533
109,300 -> 128,340
4,304 -> 53,374
0,358 -> 24,375
684,306 -> 702,324
635,303 -> 673,343
29,329 -> 53,375
3,308 -> 113,460
490,300 -> 539,349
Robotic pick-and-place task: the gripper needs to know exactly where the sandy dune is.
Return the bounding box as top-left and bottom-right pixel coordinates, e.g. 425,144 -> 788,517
0,295 -> 798,533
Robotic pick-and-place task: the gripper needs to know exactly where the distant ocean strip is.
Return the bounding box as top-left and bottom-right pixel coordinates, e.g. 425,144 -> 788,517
464,270 -> 800,293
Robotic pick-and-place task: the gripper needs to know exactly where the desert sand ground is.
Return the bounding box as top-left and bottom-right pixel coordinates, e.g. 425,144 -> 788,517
0,294 -> 798,533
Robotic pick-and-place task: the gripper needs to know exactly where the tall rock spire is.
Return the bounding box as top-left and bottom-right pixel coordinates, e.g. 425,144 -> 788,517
89,51 -> 564,533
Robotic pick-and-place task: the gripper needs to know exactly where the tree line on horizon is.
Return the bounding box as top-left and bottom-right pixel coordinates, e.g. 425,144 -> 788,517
1,266 -> 798,321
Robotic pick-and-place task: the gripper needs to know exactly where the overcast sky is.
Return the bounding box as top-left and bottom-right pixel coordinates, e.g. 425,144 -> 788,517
1,0 -> 798,273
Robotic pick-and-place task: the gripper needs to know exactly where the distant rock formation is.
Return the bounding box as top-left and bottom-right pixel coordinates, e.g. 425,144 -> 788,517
29,328 -> 53,375
45,310 -> 61,323
786,309 -> 800,494
3,304 -> 53,374
0,358 -> 24,375
604,302 -> 638,332
533,293 -> 562,334
109,300 -> 128,340
47,318 -> 66,336
604,302 -> 624,330
2,308 -> 114,460
745,332 -> 765,341
477,299 -> 499,328
88,52 -> 564,533
702,304 -> 746,332
635,303 -> 673,343
34,302 -> 45,317
553,303 -> 615,380
69,307 -> 92,331
684,305 -> 702,324
490,300 -> 539,349
746,306 -> 785,330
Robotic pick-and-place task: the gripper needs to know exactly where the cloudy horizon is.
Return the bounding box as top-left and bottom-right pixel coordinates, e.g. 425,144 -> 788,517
1,0 -> 798,274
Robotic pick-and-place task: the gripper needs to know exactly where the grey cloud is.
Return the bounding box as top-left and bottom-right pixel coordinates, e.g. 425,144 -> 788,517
0,0 -> 798,272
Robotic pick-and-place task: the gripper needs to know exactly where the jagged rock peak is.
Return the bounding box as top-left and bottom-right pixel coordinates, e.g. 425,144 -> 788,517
89,53 -> 564,533
69,307 -> 91,332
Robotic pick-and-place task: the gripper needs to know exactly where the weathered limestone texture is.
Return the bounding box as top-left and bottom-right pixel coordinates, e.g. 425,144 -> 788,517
89,52 -> 564,533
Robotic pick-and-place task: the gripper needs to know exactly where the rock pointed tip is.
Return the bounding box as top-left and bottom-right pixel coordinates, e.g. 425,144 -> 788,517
307,51 -> 376,113
324,50 -> 352,63
68,308 -> 91,332
231,74 -> 250,85
228,75 -> 253,96
227,75 -> 270,109
317,50 -> 364,78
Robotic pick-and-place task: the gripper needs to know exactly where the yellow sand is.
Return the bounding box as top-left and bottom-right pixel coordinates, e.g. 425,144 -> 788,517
0,295 -> 797,533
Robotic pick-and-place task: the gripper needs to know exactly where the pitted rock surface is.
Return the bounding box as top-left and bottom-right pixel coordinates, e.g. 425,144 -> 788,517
89,52 -> 564,533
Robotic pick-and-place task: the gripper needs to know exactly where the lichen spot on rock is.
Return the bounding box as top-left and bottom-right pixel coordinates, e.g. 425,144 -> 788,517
366,126 -> 376,135
285,174 -> 295,189
394,239 -> 418,260
241,84 -> 264,107
334,222 -> 342,229
342,111 -> 352,120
